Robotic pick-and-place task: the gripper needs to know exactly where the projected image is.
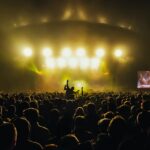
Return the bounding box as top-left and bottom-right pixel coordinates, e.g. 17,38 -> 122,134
138,71 -> 150,88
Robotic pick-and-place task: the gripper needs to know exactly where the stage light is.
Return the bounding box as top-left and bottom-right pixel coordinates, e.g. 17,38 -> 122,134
78,9 -> 87,20
95,48 -> 105,57
98,16 -> 108,24
79,58 -> 90,70
61,47 -> 72,57
42,48 -> 52,57
114,49 -> 123,58
45,58 -> 56,69
57,58 -> 67,68
63,9 -> 72,20
91,58 -> 100,70
68,58 -> 78,69
76,48 -> 86,57
22,47 -> 33,57
75,80 -> 87,90
76,81 -> 83,89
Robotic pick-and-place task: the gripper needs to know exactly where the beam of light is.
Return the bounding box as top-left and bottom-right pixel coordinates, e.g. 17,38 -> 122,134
57,58 -> 67,69
68,58 -> 78,69
114,49 -> 123,58
45,58 -> 56,69
22,47 -> 33,57
90,58 -> 100,70
95,48 -> 105,58
79,58 -> 90,70
42,48 -> 53,57
29,63 -> 42,75
61,47 -> 72,57
76,48 -> 86,57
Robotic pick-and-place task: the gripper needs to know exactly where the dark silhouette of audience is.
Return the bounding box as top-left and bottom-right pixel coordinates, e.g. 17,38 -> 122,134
23,108 -> 51,146
12,117 -> 43,150
0,123 -> 17,150
0,91 -> 149,150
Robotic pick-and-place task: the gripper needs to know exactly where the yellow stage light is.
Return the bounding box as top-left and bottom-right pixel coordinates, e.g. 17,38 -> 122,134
42,48 -> 52,57
75,80 -> 87,90
45,58 -> 56,69
91,58 -> 100,70
22,47 -> 33,57
61,48 -> 72,57
95,48 -> 105,57
76,48 -> 86,57
63,9 -> 72,20
79,58 -> 90,70
114,49 -> 123,58
68,58 -> 78,69
57,58 -> 67,68
98,16 -> 108,24
76,82 -> 83,89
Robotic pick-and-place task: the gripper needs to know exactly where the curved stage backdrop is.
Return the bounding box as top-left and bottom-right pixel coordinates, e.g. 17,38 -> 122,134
0,21 -> 149,91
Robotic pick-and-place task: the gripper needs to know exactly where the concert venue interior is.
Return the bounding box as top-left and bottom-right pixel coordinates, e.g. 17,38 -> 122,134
0,1 -> 149,92
0,2 -> 150,150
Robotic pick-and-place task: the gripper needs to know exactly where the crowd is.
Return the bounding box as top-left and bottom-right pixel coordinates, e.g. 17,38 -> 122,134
0,91 -> 149,150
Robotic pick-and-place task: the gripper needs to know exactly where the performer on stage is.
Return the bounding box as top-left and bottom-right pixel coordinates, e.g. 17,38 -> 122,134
64,80 -> 75,99
64,80 -> 80,99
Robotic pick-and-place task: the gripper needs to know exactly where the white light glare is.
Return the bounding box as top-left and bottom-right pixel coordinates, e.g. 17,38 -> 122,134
79,58 -> 90,70
45,58 -> 56,69
76,48 -> 86,57
42,48 -> 53,57
57,58 -> 67,68
91,58 -> 100,70
95,48 -> 105,57
114,49 -> 123,58
22,47 -> 33,57
61,48 -> 72,57
68,58 -> 78,69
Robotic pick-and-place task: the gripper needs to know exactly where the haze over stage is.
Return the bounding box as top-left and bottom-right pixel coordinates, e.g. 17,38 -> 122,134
0,1 -> 150,91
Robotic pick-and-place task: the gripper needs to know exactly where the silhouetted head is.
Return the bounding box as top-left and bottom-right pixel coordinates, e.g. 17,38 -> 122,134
74,107 -> 85,118
137,111 -> 150,133
44,144 -> 58,150
141,100 -> 150,111
98,118 -> 110,133
20,101 -> 30,114
108,115 -> 127,141
12,117 -> 31,142
8,105 -> 16,115
117,104 -> 130,119
103,111 -> 114,119
87,103 -> 96,115
30,100 -> 39,109
0,123 -> 17,150
74,116 -> 86,131
23,108 -> 39,125
59,134 -> 79,150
